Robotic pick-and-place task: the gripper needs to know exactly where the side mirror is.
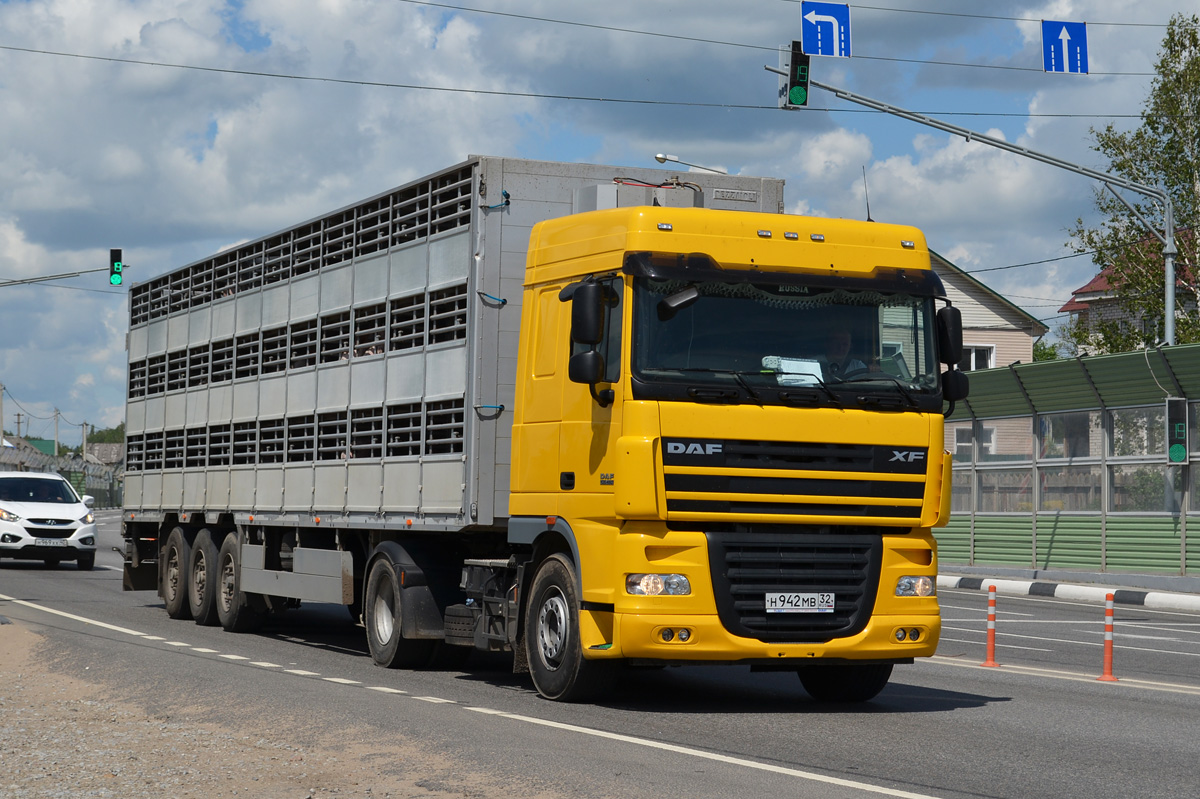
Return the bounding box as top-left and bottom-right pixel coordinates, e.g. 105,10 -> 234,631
569,350 -> 605,385
83,495 -> 95,508
941,369 -> 969,402
936,306 -> 964,366
570,281 -> 604,345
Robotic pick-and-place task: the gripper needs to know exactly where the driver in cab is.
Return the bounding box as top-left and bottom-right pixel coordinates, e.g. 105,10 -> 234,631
817,327 -> 867,379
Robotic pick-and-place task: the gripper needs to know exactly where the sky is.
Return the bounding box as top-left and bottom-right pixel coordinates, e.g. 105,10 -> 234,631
0,0 -> 1186,443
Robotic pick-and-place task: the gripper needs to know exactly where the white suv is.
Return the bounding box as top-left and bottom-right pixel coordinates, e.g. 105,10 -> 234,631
0,473 -> 98,570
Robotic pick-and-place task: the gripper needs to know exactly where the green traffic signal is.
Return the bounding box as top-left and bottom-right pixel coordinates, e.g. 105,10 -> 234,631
786,42 -> 810,109
109,247 -> 123,287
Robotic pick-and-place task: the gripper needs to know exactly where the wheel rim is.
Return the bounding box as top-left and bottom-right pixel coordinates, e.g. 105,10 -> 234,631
536,587 -> 569,670
166,546 -> 181,602
192,549 -> 207,599
219,553 -> 236,613
373,580 -> 396,644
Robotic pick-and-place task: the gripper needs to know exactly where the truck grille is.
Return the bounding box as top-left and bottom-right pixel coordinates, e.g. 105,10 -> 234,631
663,438 -> 927,523
706,528 -> 882,643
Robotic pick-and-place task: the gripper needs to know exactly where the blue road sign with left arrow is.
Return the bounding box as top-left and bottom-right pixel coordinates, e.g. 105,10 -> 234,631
801,2 -> 851,58
1042,20 -> 1088,74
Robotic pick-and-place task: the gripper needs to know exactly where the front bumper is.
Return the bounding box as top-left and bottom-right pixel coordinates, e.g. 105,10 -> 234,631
0,521 -> 97,561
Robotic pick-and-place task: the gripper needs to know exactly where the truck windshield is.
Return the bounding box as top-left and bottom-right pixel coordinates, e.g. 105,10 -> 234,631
631,275 -> 942,410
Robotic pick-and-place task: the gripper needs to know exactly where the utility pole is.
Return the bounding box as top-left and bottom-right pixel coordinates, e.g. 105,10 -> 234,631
82,421 -> 88,460
54,408 -> 59,457
765,68 -> 1180,344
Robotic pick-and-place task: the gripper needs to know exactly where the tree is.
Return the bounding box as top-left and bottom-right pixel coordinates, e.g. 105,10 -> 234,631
1032,338 -> 1062,361
87,423 -> 125,444
1063,14 -> 1200,354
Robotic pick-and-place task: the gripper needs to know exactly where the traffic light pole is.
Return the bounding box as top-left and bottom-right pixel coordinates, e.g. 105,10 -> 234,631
766,66 -> 1180,344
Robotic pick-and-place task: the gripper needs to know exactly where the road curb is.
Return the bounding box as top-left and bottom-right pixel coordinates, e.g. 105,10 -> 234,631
937,575 -> 1200,613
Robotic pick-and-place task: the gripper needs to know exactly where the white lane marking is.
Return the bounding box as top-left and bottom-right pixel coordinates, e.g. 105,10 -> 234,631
0,593 -> 147,636
942,619 -> 1104,624
463,707 -> 942,799
283,669 -> 320,676
220,654 -> 251,660
367,686 -> 408,695
926,656 -> 1200,695
939,603 -> 1035,616
324,677 -> 362,685
938,637 -> 1052,652
943,626 -> 1200,658
251,661 -> 282,668
142,635 -> 165,641
413,696 -> 456,704
192,647 -> 219,653
165,641 -> 191,647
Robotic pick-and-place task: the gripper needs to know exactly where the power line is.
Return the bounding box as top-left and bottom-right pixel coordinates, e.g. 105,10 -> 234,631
394,0 -> 1158,76
0,43 -> 1179,119
791,2 -> 1172,28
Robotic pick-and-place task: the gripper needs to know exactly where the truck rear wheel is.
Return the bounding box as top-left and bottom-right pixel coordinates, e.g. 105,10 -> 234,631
364,555 -> 434,668
798,663 -> 893,703
188,528 -> 220,626
215,533 -> 263,633
163,527 -> 192,620
524,554 -> 614,702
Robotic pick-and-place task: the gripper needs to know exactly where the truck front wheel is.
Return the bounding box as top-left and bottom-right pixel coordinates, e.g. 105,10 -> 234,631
524,555 -> 613,702
364,555 -> 434,668
798,663 -> 893,703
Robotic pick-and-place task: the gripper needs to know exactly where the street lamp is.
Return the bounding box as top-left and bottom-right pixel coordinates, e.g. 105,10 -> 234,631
654,153 -> 728,174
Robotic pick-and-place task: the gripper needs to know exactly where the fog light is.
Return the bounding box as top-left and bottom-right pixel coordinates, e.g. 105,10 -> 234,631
894,628 -> 907,642
1,533 -> 19,543
80,536 -> 95,546
677,628 -> 691,643
627,573 -> 692,596
896,575 -> 935,597
909,628 -> 922,642
661,628 -> 675,642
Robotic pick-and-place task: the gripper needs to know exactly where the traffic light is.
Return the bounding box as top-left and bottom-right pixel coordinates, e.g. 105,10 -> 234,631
109,248 -> 123,286
786,41 -> 810,108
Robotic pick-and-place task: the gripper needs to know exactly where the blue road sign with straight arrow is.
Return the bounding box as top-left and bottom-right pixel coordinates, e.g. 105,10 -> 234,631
801,1 -> 851,58
1041,20 -> 1088,74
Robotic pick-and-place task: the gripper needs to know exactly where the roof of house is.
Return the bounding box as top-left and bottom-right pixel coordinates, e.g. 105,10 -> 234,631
1059,267 -> 1116,313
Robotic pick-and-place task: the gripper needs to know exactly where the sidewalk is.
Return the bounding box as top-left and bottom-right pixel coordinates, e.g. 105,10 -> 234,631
938,565 -> 1200,613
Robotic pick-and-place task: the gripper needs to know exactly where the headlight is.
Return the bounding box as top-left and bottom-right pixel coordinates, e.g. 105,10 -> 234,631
80,512 -> 94,524
626,573 -> 691,596
0,508 -> 21,523
896,575 -> 935,597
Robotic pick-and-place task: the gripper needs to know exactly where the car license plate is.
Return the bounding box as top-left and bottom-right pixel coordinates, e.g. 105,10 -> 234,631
765,592 -> 835,614
35,538 -> 69,547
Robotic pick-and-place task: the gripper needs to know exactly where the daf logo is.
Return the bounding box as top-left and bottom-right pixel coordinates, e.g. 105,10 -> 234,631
890,450 -> 925,463
667,441 -> 723,456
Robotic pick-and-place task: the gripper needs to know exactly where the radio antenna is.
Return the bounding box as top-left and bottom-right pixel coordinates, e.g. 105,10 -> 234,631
862,165 -> 874,222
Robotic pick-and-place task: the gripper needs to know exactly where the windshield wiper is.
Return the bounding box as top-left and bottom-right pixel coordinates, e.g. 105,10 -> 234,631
841,373 -> 919,406
776,376 -> 842,407
657,367 -> 765,405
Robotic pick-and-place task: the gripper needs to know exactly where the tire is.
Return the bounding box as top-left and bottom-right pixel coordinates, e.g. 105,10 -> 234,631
215,533 -> 263,633
798,663 -> 893,703
524,554 -> 614,702
163,527 -> 193,620
363,555 -> 435,668
188,528 -> 220,626
76,552 -> 95,571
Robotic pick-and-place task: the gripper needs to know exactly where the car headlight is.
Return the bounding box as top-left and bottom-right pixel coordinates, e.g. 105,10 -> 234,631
80,512 -> 94,524
0,508 -> 21,523
896,575 -> 936,597
626,573 -> 691,596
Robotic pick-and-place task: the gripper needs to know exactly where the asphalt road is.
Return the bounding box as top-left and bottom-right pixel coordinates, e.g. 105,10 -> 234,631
2,509 -> 1198,799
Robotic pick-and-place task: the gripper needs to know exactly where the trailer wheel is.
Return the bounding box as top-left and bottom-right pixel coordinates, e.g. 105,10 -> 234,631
188,528 -> 220,626
798,663 -> 893,703
525,554 -> 614,701
215,533 -> 263,633
163,527 -> 192,620
364,556 -> 434,668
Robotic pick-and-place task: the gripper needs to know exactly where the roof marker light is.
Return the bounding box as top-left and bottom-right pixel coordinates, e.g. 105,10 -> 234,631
901,240 -> 916,249
784,232 -> 799,240
757,230 -> 772,238
657,223 -> 673,231
811,234 -> 825,242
